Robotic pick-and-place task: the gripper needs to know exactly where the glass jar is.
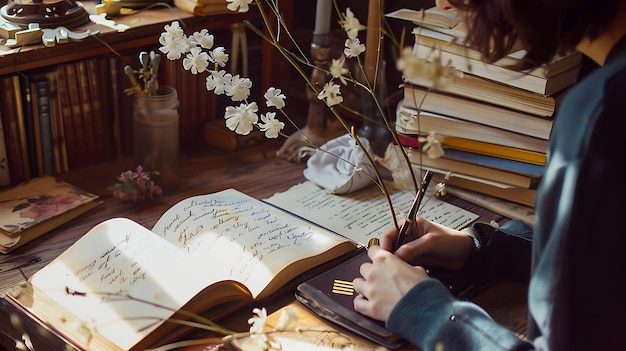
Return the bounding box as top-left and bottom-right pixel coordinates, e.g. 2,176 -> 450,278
133,86 -> 179,190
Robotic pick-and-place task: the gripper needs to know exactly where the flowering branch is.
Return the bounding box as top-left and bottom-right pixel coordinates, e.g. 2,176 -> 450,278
157,0 -> 455,231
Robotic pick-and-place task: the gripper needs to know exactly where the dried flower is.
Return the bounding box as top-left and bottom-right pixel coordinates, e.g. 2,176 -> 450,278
107,165 -> 163,202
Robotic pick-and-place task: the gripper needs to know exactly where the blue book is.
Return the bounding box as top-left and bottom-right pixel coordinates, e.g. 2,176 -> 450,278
443,148 -> 545,178
31,74 -> 54,176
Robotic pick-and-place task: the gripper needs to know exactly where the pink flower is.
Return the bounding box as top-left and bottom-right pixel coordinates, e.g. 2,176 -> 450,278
19,194 -> 82,220
108,165 -> 163,203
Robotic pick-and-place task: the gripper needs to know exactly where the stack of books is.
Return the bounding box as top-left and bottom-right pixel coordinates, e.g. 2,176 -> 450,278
386,6 -> 582,208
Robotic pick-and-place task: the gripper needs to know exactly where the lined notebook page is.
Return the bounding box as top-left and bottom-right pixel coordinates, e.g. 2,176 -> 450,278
264,181 -> 479,246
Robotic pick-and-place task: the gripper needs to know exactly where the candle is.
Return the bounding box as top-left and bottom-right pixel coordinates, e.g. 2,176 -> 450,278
313,0 -> 332,46
364,0 -> 384,85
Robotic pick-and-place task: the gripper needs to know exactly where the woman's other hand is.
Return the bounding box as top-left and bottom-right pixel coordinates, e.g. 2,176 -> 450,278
381,217 -> 474,271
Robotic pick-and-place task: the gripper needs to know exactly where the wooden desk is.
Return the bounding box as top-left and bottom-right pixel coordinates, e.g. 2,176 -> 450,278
0,141 -> 527,349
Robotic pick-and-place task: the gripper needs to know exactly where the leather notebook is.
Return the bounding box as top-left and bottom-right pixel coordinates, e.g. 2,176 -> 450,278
296,249 -> 475,349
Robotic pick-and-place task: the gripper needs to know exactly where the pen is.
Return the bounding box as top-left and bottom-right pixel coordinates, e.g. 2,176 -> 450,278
393,170 -> 433,252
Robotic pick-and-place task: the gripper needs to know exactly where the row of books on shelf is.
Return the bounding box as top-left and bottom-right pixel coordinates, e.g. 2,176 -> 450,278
0,57 -> 119,187
387,5 -> 584,209
0,22 -> 267,187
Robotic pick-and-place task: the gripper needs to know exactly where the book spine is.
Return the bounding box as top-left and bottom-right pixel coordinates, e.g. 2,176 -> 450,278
45,69 -> 70,173
19,74 -> 39,178
442,137 -> 546,165
406,75 -> 556,117
75,60 -> 98,166
396,105 -> 550,153
56,63 -> 78,170
63,61 -> 88,168
12,75 -> 32,181
0,110 -> 11,186
408,150 -> 537,188
413,45 -> 577,95
402,85 -> 553,140
0,75 -> 26,184
33,75 -> 55,176
29,78 -> 44,177
108,56 -> 123,158
86,56 -> 115,162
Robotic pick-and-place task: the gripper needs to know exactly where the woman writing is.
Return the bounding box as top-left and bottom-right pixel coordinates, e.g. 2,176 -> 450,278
353,0 -> 626,349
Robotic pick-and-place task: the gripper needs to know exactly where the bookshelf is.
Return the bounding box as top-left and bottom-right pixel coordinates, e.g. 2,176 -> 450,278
0,1 -> 294,185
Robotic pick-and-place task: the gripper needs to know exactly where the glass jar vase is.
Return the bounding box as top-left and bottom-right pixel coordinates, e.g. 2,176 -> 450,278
133,86 -> 179,190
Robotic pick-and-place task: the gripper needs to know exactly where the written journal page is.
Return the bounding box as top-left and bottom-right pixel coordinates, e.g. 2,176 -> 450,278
29,189 -> 350,350
265,181 -> 479,246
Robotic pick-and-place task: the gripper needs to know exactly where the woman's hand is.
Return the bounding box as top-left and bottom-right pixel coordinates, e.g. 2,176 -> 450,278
381,216 -> 474,271
352,246 -> 429,321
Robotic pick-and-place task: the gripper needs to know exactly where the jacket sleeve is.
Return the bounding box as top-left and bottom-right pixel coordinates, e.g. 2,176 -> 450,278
387,279 -> 534,351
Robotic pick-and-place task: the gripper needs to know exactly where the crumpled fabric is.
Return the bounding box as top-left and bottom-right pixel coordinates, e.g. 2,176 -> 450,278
303,134 -> 376,194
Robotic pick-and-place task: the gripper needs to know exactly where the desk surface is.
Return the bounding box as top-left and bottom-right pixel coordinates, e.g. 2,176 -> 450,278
0,141 -> 528,349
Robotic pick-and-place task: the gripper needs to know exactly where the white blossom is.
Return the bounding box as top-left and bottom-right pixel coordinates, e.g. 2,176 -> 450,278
183,47 -> 210,74
160,20 -> 185,41
264,87 -> 286,109
159,35 -> 190,60
419,131 -> 445,158
190,29 -> 214,50
226,74 -> 252,101
329,57 -> 349,85
398,108 -> 417,123
205,70 -> 231,95
226,0 -> 253,13
158,21 -> 189,60
225,102 -> 258,135
248,307 -> 268,334
344,38 -> 366,58
341,8 -> 366,40
258,112 -> 285,138
210,46 -> 229,67
317,82 -> 344,106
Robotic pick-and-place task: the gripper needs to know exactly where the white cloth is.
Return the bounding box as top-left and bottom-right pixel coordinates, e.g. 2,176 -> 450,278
303,134 -> 376,194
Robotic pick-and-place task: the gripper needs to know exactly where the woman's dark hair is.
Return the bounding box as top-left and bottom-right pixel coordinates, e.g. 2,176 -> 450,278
447,0 -> 622,70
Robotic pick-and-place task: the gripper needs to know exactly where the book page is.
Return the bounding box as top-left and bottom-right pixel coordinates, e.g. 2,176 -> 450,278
29,218 -> 195,350
26,189 -> 354,350
151,189 -> 351,297
264,181 -> 479,246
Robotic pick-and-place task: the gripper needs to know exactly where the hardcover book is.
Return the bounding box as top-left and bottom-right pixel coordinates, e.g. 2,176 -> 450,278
402,85 -> 554,140
406,72 -> 560,118
411,27 -> 582,79
406,147 -> 543,189
396,105 -> 550,153
385,7 -> 467,39
411,44 -> 581,95
0,176 -> 101,253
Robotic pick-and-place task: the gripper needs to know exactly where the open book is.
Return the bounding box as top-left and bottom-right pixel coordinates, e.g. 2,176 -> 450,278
5,184 -> 478,350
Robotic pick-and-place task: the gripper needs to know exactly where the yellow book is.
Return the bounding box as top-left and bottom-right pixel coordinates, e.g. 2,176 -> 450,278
443,137 -> 546,166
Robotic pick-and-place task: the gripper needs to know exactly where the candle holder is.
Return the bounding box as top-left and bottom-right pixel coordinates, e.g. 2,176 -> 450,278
275,40 -> 346,162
